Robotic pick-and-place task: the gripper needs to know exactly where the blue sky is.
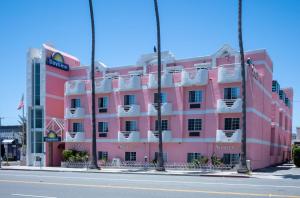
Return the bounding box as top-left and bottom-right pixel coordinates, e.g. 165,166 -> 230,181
0,0 -> 299,132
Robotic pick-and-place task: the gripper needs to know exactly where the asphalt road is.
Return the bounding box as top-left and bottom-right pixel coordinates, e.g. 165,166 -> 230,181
0,170 -> 299,198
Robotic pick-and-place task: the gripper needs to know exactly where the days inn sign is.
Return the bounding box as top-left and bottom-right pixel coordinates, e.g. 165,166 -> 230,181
46,52 -> 69,71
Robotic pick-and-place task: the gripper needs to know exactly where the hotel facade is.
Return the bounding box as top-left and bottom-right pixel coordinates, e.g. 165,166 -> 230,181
26,44 -> 293,170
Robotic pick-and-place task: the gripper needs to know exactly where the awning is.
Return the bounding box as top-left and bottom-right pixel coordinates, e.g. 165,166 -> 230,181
2,139 -> 15,144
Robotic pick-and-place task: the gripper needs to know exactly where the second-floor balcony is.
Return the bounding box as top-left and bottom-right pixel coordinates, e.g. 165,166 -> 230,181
147,130 -> 172,142
118,75 -> 141,91
181,68 -> 208,87
65,80 -> 86,96
216,99 -> 242,113
118,105 -> 140,117
148,103 -> 172,116
95,77 -> 112,93
118,131 -> 140,142
148,72 -> 173,89
217,64 -> 242,83
65,107 -> 85,119
216,129 -> 241,143
65,131 -> 85,142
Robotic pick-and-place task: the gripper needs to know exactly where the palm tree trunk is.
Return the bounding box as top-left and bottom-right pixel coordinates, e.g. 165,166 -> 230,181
154,0 -> 165,171
88,0 -> 99,169
237,0 -> 248,173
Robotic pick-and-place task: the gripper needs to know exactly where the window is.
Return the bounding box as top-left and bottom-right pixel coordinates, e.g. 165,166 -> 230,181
35,109 -> 43,128
189,91 -> 202,103
154,93 -> 167,104
73,123 -> 83,132
125,152 -> 136,161
98,122 -> 108,137
98,97 -> 108,113
224,118 -> 240,130
154,152 -> 168,162
155,120 -> 168,131
125,121 -> 137,131
188,119 -> 202,136
34,63 -> 41,105
98,151 -> 108,161
31,131 -> 43,153
187,153 -> 201,163
124,95 -> 136,105
222,154 -> 240,165
71,99 -> 81,108
279,112 -> 283,127
224,87 -> 240,99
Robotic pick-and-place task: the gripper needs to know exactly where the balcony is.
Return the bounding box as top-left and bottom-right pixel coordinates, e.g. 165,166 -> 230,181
216,129 -> 241,143
95,77 -> 112,93
118,131 -> 140,142
148,103 -> 172,116
118,105 -> 140,117
65,108 -> 85,119
148,72 -> 173,89
147,130 -> 172,142
118,75 -> 141,91
217,64 -> 242,83
181,69 -> 208,86
65,131 -> 85,142
65,80 -> 86,96
216,99 -> 242,113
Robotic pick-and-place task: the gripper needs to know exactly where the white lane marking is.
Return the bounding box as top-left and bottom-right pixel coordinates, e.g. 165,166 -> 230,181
1,173 -> 299,190
11,194 -> 56,198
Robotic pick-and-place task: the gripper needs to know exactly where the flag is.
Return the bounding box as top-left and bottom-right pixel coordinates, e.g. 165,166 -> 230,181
17,94 -> 24,110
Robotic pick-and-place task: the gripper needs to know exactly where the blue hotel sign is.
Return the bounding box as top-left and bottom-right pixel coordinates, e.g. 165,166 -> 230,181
46,52 -> 69,71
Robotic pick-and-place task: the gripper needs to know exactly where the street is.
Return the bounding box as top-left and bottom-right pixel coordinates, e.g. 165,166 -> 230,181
0,170 -> 299,198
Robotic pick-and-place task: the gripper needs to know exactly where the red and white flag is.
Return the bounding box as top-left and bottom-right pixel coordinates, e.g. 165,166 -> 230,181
17,94 -> 24,110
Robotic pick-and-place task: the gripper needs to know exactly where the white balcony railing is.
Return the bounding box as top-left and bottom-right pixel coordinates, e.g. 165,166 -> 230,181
118,75 -> 141,91
65,80 -> 86,96
65,131 -> 85,142
181,69 -> 208,86
148,72 -> 173,89
217,64 -> 242,83
148,103 -> 172,116
95,78 -> 112,93
216,129 -> 241,143
118,105 -> 140,117
65,108 -> 85,119
216,99 -> 242,113
118,131 -> 140,142
147,130 -> 172,142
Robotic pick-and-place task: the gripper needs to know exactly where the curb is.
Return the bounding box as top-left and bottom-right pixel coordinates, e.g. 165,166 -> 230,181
0,167 -> 251,178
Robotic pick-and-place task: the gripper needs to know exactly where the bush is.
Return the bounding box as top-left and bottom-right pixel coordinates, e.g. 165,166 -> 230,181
62,149 -> 89,162
294,147 -> 300,167
192,156 -> 209,166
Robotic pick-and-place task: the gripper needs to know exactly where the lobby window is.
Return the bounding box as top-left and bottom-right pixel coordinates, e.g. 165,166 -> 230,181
71,99 -> 81,108
125,152 -> 136,161
125,121 -> 137,131
155,120 -> 168,131
224,118 -> 240,130
187,153 -> 201,163
222,154 -> 240,165
189,90 -> 202,108
98,122 -> 108,137
224,87 -> 240,99
188,119 -> 202,136
124,95 -> 136,106
98,97 -> 108,113
154,93 -> 167,104
98,151 -> 108,161
72,122 -> 83,132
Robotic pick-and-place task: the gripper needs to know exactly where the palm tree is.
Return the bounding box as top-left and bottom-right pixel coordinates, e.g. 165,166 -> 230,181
237,0 -> 249,173
88,0 -> 99,169
154,0 -> 165,171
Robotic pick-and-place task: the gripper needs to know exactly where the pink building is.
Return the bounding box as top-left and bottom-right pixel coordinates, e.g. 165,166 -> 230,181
26,44 -> 293,170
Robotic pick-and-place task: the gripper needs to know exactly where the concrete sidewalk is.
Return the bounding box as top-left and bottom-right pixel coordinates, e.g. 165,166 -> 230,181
0,165 -> 250,178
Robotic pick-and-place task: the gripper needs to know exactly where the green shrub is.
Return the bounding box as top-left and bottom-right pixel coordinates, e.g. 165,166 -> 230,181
62,149 -> 89,162
294,147 -> 300,167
